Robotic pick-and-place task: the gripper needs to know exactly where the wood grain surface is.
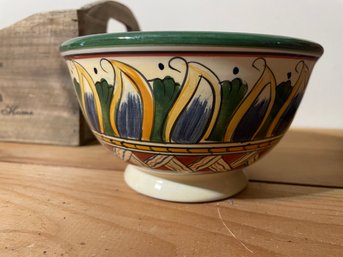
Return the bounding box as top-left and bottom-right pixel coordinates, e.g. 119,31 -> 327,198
0,129 -> 342,257
248,128 -> 343,187
0,162 -> 342,257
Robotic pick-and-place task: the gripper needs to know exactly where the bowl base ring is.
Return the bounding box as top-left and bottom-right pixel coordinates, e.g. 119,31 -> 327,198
124,165 -> 248,203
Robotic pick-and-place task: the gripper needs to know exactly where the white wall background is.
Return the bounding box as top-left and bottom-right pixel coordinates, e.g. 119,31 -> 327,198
0,0 -> 342,129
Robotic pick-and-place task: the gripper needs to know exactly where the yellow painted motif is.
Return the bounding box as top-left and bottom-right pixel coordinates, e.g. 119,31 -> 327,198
72,61 -> 104,133
109,60 -> 155,141
164,61 -> 221,142
224,58 -> 276,141
135,145 -> 152,151
189,148 -> 210,153
210,148 -> 227,153
266,62 -> 310,136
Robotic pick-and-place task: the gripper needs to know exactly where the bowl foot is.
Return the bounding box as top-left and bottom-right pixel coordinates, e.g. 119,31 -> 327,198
124,165 -> 248,203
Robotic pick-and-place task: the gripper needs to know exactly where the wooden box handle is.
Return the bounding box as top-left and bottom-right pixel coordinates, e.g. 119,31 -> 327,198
78,0 -> 140,35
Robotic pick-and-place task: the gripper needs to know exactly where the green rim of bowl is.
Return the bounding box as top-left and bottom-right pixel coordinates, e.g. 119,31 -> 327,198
60,31 -> 324,57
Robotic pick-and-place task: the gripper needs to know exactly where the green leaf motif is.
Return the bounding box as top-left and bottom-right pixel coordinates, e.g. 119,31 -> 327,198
209,78 -> 248,141
73,78 -> 82,101
151,76 -> 181,142
95,79 -> 115,136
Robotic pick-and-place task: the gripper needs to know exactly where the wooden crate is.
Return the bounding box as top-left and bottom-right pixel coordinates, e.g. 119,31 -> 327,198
0,1 -> 140,145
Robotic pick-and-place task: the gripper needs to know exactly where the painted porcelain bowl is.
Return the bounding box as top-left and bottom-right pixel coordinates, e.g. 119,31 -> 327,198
60,32 -> 323,202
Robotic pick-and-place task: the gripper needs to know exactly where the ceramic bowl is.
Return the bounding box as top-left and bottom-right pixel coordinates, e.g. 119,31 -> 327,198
60,31 -> 323,202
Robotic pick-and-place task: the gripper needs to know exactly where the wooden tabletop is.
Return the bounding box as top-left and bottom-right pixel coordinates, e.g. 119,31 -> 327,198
0,129 -> 342,257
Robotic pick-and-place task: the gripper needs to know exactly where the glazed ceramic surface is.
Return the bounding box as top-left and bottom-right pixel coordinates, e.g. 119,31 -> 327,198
60,32 -> 323,201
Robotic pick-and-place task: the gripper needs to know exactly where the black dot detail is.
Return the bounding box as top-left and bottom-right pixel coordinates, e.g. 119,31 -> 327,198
94,67 -> 98,74
287,72 -> 292,79
233,67 -> 239,75
158,63 -> 164,70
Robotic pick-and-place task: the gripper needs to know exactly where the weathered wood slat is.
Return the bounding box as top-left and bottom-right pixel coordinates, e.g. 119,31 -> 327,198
0,10 -> 83,145
0,1 -> 140,145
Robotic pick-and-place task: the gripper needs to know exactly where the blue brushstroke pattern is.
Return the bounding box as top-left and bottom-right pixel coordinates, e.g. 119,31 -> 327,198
84,93 -> 100,132
116,94 -> 142,139
273,93 -> 304,135
233,99 -> 269,141
171,97 -> 211,143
